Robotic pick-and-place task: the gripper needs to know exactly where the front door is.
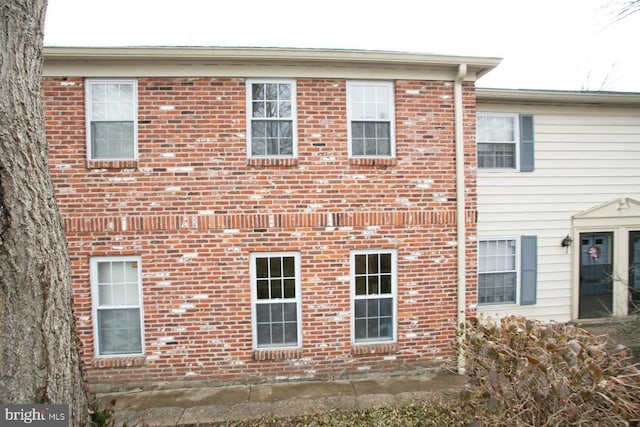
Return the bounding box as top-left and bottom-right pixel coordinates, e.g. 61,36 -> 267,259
579,232 -> 613,318
629,231 -> 640,314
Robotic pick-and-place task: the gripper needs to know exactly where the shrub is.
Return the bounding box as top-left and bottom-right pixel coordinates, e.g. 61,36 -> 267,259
460,315 -> 640,426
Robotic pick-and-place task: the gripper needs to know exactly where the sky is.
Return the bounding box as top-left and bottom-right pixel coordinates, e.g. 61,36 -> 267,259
43,0 -> 640,92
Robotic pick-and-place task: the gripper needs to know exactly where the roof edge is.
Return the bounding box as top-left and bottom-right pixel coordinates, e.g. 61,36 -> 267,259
477,88 -> 640,106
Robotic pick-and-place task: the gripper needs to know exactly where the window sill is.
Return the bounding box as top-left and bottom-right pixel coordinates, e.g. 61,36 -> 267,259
247,158 -> 298,167
92,356 -> 146,369
86,159 -> 138,170
349,158 -> 397,167
351,342 -> 398,356
252,348 -> 302,361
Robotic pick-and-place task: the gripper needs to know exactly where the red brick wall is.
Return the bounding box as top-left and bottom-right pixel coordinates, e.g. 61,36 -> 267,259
43,76 -> 478,390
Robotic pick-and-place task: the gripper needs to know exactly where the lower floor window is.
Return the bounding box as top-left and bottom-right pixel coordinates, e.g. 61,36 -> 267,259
352,249 -> 397,343
251,252 -> 301,348
478,239 -> 517,304
91,256 -> 144,356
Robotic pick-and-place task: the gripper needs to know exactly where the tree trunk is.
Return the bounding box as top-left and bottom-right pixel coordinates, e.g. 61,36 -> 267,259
0,0 -> 90,424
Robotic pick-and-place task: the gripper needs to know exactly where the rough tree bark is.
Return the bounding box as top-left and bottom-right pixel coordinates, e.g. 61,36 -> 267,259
0,0 -> 90,424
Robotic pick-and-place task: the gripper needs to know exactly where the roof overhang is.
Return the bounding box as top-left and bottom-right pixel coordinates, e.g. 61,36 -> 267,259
43,46 -> 501,81
477,88 -> 640,107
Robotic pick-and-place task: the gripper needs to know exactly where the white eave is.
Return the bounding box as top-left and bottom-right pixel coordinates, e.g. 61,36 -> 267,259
43,46 -> 501,81
477,88 -> 640,106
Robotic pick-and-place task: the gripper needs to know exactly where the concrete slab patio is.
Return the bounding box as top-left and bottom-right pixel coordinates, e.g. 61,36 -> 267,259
98,372 -> 467,426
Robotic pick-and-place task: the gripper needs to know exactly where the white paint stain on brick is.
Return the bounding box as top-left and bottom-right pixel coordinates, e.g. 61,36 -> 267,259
165,186 -> 181,192
322,156 -> 336,162
171,308 -> 186,314
433,194 -> 447,202
144,271 -> 170,279
337,275 -> 350,282
396,197 -> 415,207
226,247 -> 241,252
55,163 -> 71,169
224,229 -> 239,234
185,371 -> 197,376
338,226 -> 353,231
179,253 -> 198,262
411,179 -> 434,189
180,303 -> 195,310
403,251 -> 422,261
192,294 -> 208,300
250,194 -> 263,200
405,89 -> 420,95
384,355 -> 397,361
447,240 -> 458,247
331,311 -> 350,322
160,153 -> 176,158
60,81 -> 76,86
107,177 -> 136,183
159,105 -> 175,111
357,366 -> 371,371
157,281 -> 172,287
406,333 -> 418,338
198,210 -> 214,215
167,167 -> 194,173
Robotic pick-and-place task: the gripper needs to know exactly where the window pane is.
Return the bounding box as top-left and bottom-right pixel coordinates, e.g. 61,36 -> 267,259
279,102 -> 291,118
266,83 -> 278,100
284,323 -> 297,344
354,300 -> 366,318
355,255 -> 367,275
269,257 -> 281,277
368,276 -> 379,294
283,303 -> 296,321
97,262 -> 111,284
380,298 -> 392,316
256,304 -> 270,323
355,319 -> 367,340
271,323 -> 284,344
271,303 -> 283,322
380,254 -> 391,273
256,257 -> 268,278
278,83 -> 291,100
98,308 -> 141,355
352,139 -> 364,156
257,324 -> 270,345
256,280 -> 269,299
98,284 -> 111,306
379,317 -> 392,338
380,275 -> 392,294
283,279 -> 295,298
282,257 -> 295,277
355,276 -> 366,295
91,121 -> 134,159
252,101 -> 265,118
252,83 -> 265,100
270,279 -> 282,299
367,254 -> 378,273
367,318 -> 379,338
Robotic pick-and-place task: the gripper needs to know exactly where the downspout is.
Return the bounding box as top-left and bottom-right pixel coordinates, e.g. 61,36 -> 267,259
454,63 -> 468,375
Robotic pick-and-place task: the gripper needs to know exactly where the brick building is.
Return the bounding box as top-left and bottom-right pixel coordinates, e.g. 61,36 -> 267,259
42,47 -> 499,390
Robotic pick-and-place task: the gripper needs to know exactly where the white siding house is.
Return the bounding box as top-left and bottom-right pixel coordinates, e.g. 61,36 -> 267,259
476,89 -> 640,322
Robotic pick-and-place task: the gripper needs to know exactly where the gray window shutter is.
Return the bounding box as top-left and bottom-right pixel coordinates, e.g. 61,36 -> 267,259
519,114 -> 534,172
520,235 -> 537,305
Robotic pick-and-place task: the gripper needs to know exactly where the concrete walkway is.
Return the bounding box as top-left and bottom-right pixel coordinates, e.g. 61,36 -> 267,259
98,372 -> 466,426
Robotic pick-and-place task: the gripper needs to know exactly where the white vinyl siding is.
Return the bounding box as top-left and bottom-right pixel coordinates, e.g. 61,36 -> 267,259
91,256 -> 144,356
477,101 -> 640,321
86,79 -> 137,160
347,81 -> 395,158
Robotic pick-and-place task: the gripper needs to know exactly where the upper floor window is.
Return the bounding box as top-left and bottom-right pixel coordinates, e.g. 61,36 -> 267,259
91,256 -> 144,356
477,113 -> 534,171
250,252 -> 301,349
85,79 -> 137,160
347,81 -> 395,158
351,249 -> 397,344
246,79 -> 297,158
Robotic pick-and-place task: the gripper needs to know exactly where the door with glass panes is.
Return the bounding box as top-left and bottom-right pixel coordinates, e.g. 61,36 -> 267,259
579,233 -> 613,318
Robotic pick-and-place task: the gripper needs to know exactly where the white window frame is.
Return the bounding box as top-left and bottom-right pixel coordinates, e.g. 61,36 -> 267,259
350,249 -> 398,344
476,112 -> 519,171
347,81 -> 396,158
90,256 -> 145,357
85,79 -> 138,161
478,237 -> 520,305
250,252 -> 302,349
245,79 -> 298,158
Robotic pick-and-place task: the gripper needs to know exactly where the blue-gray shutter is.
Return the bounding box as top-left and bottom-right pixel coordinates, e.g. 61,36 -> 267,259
519,114 -> 535,172
520,235 -> 537,305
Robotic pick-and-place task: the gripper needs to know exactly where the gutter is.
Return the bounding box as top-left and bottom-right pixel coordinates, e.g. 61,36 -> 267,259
454,63 -> 468,375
